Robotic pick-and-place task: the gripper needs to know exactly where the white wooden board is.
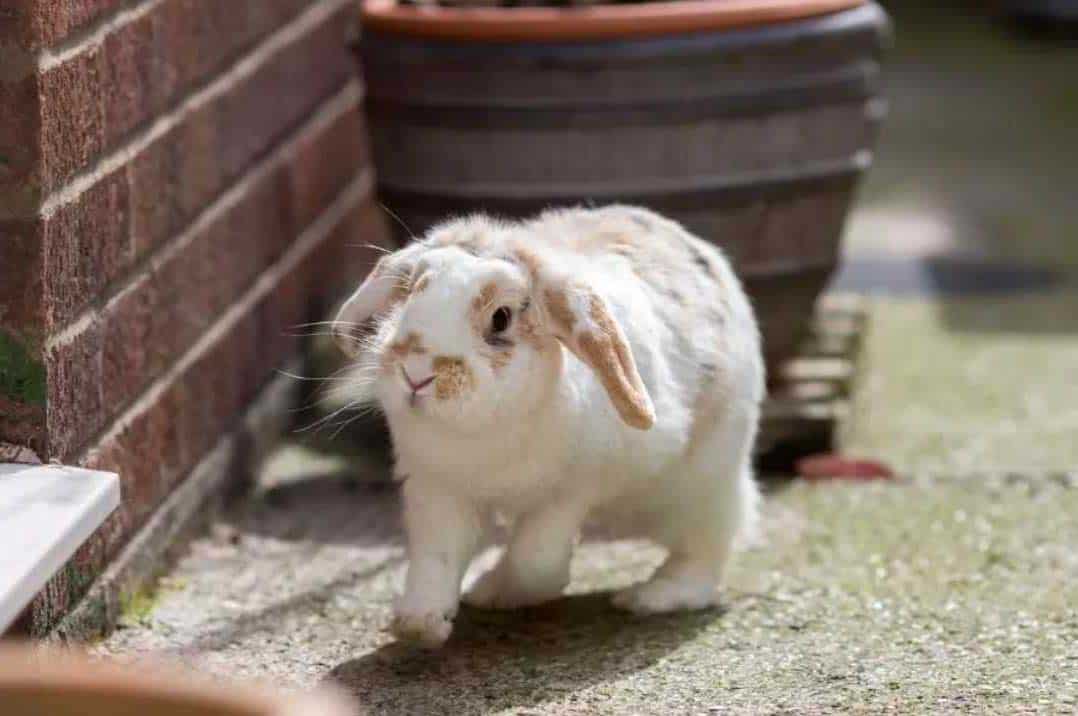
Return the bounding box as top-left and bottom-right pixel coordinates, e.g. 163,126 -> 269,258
0,464 -> 120,633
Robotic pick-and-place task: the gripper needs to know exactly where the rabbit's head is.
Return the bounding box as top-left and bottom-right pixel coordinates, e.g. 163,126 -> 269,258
332,216 -> 655,435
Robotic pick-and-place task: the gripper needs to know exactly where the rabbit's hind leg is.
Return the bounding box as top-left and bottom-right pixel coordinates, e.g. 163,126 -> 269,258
612,402 -> 759,614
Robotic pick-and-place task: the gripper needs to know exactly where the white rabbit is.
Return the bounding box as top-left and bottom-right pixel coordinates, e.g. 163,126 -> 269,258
332,205 -> 764,648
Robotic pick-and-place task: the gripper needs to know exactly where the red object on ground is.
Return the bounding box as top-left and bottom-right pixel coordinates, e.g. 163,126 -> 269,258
796,454 -> 895,481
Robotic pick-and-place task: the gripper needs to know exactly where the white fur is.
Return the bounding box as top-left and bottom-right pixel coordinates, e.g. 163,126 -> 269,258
334,206 -> 765,648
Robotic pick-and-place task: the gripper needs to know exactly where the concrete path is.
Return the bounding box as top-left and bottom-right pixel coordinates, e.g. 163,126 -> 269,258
94,447 -> 1077,714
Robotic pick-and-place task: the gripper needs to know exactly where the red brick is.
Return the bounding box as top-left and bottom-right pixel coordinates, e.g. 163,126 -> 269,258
128,8 -> 354,259
82,162 -> 291,448
0,397 -> 46,456
0,73 -> 43,215
45,318 -> 104,460
246,0 -> 319,38
127,128 -> 182,258
34,0 -> 321,198
216,5 -> 355,184
172,104 -> 224,221
224,164 -> 296,273
38,45 -> 105,194
101,11 -> 165,143
92,0 -> 318,157
23,0 -> 125,50
0,218 -> 44,340
42,166 -> 131,329
289,106 -> 370,231
62,135 -> 340,454
0,217 -> 45,453
29,194 -> 387,636
0,2 -> 36,51
156,0 -> 208,101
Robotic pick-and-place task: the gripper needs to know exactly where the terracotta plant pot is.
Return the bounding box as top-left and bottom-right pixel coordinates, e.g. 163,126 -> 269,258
0,644 -> 357,716
356,0 -> 889,374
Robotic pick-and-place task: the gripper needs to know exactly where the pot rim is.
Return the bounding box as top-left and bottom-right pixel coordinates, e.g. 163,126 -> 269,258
360,0 -> 867,42
0,644 -> 354,716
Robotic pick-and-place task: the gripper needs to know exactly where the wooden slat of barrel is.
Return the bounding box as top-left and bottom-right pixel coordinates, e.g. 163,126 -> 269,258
358,2 -> 889,373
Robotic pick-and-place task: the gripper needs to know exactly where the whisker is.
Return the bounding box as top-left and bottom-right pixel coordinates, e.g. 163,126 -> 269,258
345,242 -> 393,255
295,400 -> 364,434
380,203 -> 417,242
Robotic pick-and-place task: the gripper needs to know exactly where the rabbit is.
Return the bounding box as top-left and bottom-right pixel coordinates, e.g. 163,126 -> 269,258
332,205 -> 765,648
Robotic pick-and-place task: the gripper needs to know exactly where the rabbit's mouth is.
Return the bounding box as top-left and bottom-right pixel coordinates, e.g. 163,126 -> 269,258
401,366 -> 435,407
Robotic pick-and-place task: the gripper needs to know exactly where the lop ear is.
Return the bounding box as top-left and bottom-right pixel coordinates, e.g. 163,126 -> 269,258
332,245 -> 422,357
540,279 -> 655,430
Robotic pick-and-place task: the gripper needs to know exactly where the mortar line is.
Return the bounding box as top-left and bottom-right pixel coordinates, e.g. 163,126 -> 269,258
74,167 -> 374,466
36,0 -> 165,73
0,0 -> 153,82
33,0 -> 353,220
44,80 -> 363,353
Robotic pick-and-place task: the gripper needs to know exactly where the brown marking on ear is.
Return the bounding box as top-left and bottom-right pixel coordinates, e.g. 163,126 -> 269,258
432,356 -> 474,400
389,332 -> 426,359
577,330 -> 654,430
543,287 -> 576,338
575,294 -> 654,429
333,256 -> 412,357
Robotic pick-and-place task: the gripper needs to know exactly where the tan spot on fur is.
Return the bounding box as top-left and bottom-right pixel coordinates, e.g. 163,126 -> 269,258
389,332 -> 426,359
472,281 -> 498,316
544,287 -> 576,337
412,274 -> 431,294
510,246 -> 543,282
483,346 -> 514,372
433,356 -> 474,401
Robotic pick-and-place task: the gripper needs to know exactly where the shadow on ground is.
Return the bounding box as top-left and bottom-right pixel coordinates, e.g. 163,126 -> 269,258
327,595 -> 719,715
219,464 -> 722,713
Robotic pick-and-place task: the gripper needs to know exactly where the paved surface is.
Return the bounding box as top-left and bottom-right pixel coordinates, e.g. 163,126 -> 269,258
94,5 -> 1078,714
95,449 -> 1077,714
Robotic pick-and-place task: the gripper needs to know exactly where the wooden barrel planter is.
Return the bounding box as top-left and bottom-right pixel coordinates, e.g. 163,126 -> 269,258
357,0 -> 890,373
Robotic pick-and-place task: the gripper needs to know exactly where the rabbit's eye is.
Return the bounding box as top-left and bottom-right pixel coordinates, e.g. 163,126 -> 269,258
491,306 -> 512,334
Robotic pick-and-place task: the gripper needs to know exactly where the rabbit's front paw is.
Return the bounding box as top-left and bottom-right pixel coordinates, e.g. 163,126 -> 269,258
611,577 -> 719,614
463,565 -> 565,610
391,595 -> 455,648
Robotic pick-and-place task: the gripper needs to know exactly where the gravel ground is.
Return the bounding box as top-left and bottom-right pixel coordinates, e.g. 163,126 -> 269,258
95,451 -> 1078,714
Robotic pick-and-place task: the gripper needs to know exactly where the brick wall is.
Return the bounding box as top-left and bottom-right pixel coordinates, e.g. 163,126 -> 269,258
0,0 -> 389,635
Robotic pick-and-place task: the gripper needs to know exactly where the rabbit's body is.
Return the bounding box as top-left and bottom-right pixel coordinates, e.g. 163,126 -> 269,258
333,206 -> 763,647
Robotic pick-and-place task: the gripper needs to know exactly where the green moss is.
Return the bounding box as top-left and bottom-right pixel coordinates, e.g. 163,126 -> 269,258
119,588 -> 160,627
0,330 -> 45,405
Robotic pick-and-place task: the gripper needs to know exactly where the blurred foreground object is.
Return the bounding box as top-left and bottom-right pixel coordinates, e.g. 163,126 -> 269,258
0,644 -> 357,716
357,0 -> 889,374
